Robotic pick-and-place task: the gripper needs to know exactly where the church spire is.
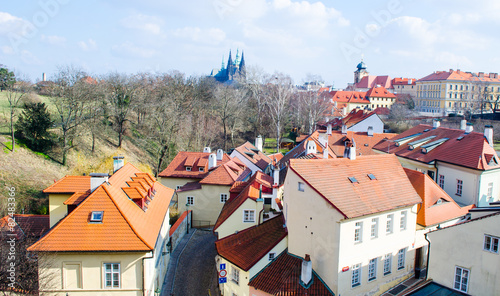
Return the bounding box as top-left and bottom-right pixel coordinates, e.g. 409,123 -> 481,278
221,55 -> 225,70
239,51 -> 246,79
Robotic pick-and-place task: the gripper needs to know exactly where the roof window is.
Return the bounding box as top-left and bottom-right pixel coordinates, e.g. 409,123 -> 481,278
367,174 -> 376,180
186,166 -> 192,171
348,177 -> 359,183
90,211 -> 104,223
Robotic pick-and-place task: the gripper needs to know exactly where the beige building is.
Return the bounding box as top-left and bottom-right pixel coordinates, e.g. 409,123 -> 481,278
284,154 -> 421,295
29,163 -> 174,295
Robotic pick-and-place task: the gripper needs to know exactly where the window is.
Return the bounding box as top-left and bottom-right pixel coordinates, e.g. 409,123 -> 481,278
187,196 -> 194,206
243,210 -> 255,222
386,214 -> 394,234
368,258 -> 377,281
383,253 -> 392,275
354,222 -> 363,243
400,211 -> 407,231
103,263 -> 120,288
371,218 -> 378,238
90,211 -> 104,222
298,182 -> 305,192
484,235 -> 499,253
220,194 -> 228,203
456,179 -> 463,196
438,174 -> 445,189
268,252 -> 276,261
231,266 -> 240,285
487,182 -> 493,199
185,166 -> 192,171
397,248 -> 406,270
454,267 -> 469,292
199,167 -> 204,172
351,263 -> 361,287
176,185 -> 182,190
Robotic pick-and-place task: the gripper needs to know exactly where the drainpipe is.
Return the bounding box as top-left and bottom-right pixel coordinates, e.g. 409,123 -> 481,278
424,232 -> 431,281
257,185 -> 264,225
142,251 -> 154,296
433,161 -> 439,183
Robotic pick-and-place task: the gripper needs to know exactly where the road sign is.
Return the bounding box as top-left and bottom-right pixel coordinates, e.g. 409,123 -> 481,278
220,263 -> 226,270
218,277 -> 227,284
219,269 -> 227,277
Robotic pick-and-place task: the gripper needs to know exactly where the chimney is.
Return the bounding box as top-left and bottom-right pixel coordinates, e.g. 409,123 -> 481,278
484,125 -> 494,147
203,147 -> 211,153
327,124 -> 332,135
216,149 -> 224,161
479,72 -> 484,78
208,153 -> 217,170
305,140 -> 316,155
90,173 -> 109,193
432,119 -> 441,129
273,167 -> 279,186
465,123 -> 473,134
342,124 -> 347,134
342,107 -> 347,116
301,254 -> 312,286
113,156 -> 124,173
42,73 -> 46,82
367,126 -> 373,137
323,136 -> 329,159
344,139 -> 356,160
255,135 -> 263,152
460,119 -> 467,130
408,79 -> 413,84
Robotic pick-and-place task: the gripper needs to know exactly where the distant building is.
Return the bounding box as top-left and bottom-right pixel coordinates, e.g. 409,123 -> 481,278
210,49 -> 246,84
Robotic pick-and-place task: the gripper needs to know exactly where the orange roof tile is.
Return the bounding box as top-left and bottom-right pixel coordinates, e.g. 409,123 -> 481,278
233,142 -> 272,170
200,159 -> 251,186
418,69 -> 500,83
215,215 -> 287,271
278,131 -> 337,169
29,163 -> 174,252
43,176 -> 90,194
327,131 -> 397,157
158,151 -> 231,179
63,191 -> 90,205
355,75 -> 393,89
366,86 -> 396,98
290,155 -> 421,218
404,169 -> 473,226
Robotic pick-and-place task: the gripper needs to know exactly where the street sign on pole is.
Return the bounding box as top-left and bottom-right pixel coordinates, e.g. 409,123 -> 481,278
219,263 -> 227,284
218,277 -> 227,284
220,263 -> 226,270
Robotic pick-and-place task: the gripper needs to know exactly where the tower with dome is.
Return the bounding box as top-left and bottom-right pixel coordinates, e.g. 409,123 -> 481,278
354,59 -> 369,84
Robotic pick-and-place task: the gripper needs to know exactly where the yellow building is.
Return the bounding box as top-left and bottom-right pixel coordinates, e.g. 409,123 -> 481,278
28,163 -> 174,295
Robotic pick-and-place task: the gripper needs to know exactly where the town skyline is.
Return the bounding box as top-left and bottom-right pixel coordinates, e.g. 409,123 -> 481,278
1,0 -> 500,86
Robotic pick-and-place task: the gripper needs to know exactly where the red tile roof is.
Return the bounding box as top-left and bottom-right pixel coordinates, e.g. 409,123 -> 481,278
278,131 -> 336,169
404,169 -> 473,226
355,75 -> 392,89
43,176 -> 90,194
63,191 -> 91,205
392,77 -> 416,85
29,163 -> 174,252
158,151 -> 231,179
327,131 -> 397,157
0,214 -> 50,238
418,69 -> 500,83
328,90 -> 370,104
290,154 -> 421,218
366,86 -> 396,98
373,124 -> 500,170
233,142 -> 272,171
249,251 -> 334,295
325,109 -> 380,130
268,152 -> 284,166
200,159 -> 251,186
215,215 -> 287,271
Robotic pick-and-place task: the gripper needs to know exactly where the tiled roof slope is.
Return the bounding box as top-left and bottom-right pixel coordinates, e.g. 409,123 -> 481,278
233,142 -> 272,171
278,131 -> 336,169
326,109 -> 378,130
366,86 -> 396,98
158,151 -> 231,179
373,124 -> 500,170
214,171 -> 273,231
0,214 -> 50,237
200,159 -> 251,186
43,176 -> 90,194
328,90 -> 370,104
216,215 -> 287,271
404,169 -> 473,226
249,250 -> 334,296
29,163 -> 174,252
327,131 -> 396,157
355,75 -> 392,89
290,155 -> 421,219
418,69 -> 500,83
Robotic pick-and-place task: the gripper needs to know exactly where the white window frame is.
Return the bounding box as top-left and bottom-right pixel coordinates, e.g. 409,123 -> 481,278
176,185 -> 182,190
243,210 -> 255,223
231,266 -> 240,285
454,266 -> 469,293
90,211 -> 104,223
438,174 -> 445,189
456,179 -> 463,196
351,263 -> 361,288
103,263 -> 120,288
368,258 -> 377,281
487,182 -> 493,199
186,196 -> 194,206
371,218 -> 378,239
185,166 -> 192,171
199,167 -> 204,172
397,248 -> 406,270
483,234 -> 499,253
383,253 -> 392,275
220,193 -> 228,203
354,222 -> 363,243
386,214 -> 394,234
298,182 -> 305,192
400,211 -> 407,231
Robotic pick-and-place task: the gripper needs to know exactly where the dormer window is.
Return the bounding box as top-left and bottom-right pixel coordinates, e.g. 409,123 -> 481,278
90,211 -> 104,223
199,167 -> 204,172
186,166 -> 192,171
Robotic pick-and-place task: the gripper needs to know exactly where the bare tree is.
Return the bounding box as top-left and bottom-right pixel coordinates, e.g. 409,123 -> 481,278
212,84 -> 245,151
299,90 -> 330,134
243,65 -> 268,139
6,79 -> 31,152
264,73 -> 293,153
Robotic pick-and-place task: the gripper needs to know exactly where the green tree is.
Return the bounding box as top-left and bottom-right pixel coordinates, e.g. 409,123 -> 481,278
15,102 -> 54,152
0,67 -> 15,91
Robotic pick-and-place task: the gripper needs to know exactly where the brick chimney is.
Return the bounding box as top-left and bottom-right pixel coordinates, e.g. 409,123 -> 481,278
301,254 -> 312,286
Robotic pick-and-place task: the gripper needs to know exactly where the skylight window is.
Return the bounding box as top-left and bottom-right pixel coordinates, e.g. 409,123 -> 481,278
367,174 -> 376,180
90,211 -> 104,222
348,177 -> 359,183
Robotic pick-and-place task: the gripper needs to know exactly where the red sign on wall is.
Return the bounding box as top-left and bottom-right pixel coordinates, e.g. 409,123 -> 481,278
342,266 -> 349,272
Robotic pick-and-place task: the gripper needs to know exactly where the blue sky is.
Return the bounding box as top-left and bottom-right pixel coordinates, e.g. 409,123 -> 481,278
1,0 -> 500,88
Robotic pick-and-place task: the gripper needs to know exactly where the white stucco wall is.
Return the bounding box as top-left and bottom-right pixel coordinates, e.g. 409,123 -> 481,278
348,114 -> 384,134
177,184 -> 230,226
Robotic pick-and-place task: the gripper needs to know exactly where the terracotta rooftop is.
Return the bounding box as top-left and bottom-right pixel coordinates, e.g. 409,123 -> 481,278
158,151 -> 231,179
418,69 -> 500,83
215,215 -> 287,271
233,141 -> 272,171
366,86 -> 396,98
290,154 -> 421,219
0,214 -> 50,238
326,109 -> 380,130
278,131 -> 336,170
29,163 -> 174,252
327,131 -> 397,157
268,152 -> 284,166
404,168 -> 473,227
43,175 -> 90,194
355,75 -> 392,89
328,90 -> 370,104
200,159 -> 251,186
373,124 -> 500,171
249,250 -> 334,296
392,77 -> 416,85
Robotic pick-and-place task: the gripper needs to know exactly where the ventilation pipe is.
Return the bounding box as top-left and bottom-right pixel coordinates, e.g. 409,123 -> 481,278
203,147 -> 211,153
208,153 -> 217,170
255,135 -> 263,152
90,173 -> 109,193
216,149 -> 224,161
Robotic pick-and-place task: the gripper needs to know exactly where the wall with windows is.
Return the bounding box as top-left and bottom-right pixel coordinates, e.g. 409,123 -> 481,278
215,198 -> 259,239
437,162 -> 480,206
347,114 -> 384,134
427,213 -> 500,295
177,184 -> 231,226
158,177 -> 196,193
38,252 -> 148,295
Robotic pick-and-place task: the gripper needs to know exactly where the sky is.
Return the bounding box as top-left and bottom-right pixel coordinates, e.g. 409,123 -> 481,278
1,0 -> 500,88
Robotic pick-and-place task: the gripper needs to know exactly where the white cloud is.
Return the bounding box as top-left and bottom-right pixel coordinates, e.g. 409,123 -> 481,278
1,46 -> 14,55
271,0 -> 349,29
172,27 -> 226,45
0,11 -> 32,37
41,34 -> 66,46
78,39 -> 97,51
112,41 -> 156,59
121,14 -> 164,35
